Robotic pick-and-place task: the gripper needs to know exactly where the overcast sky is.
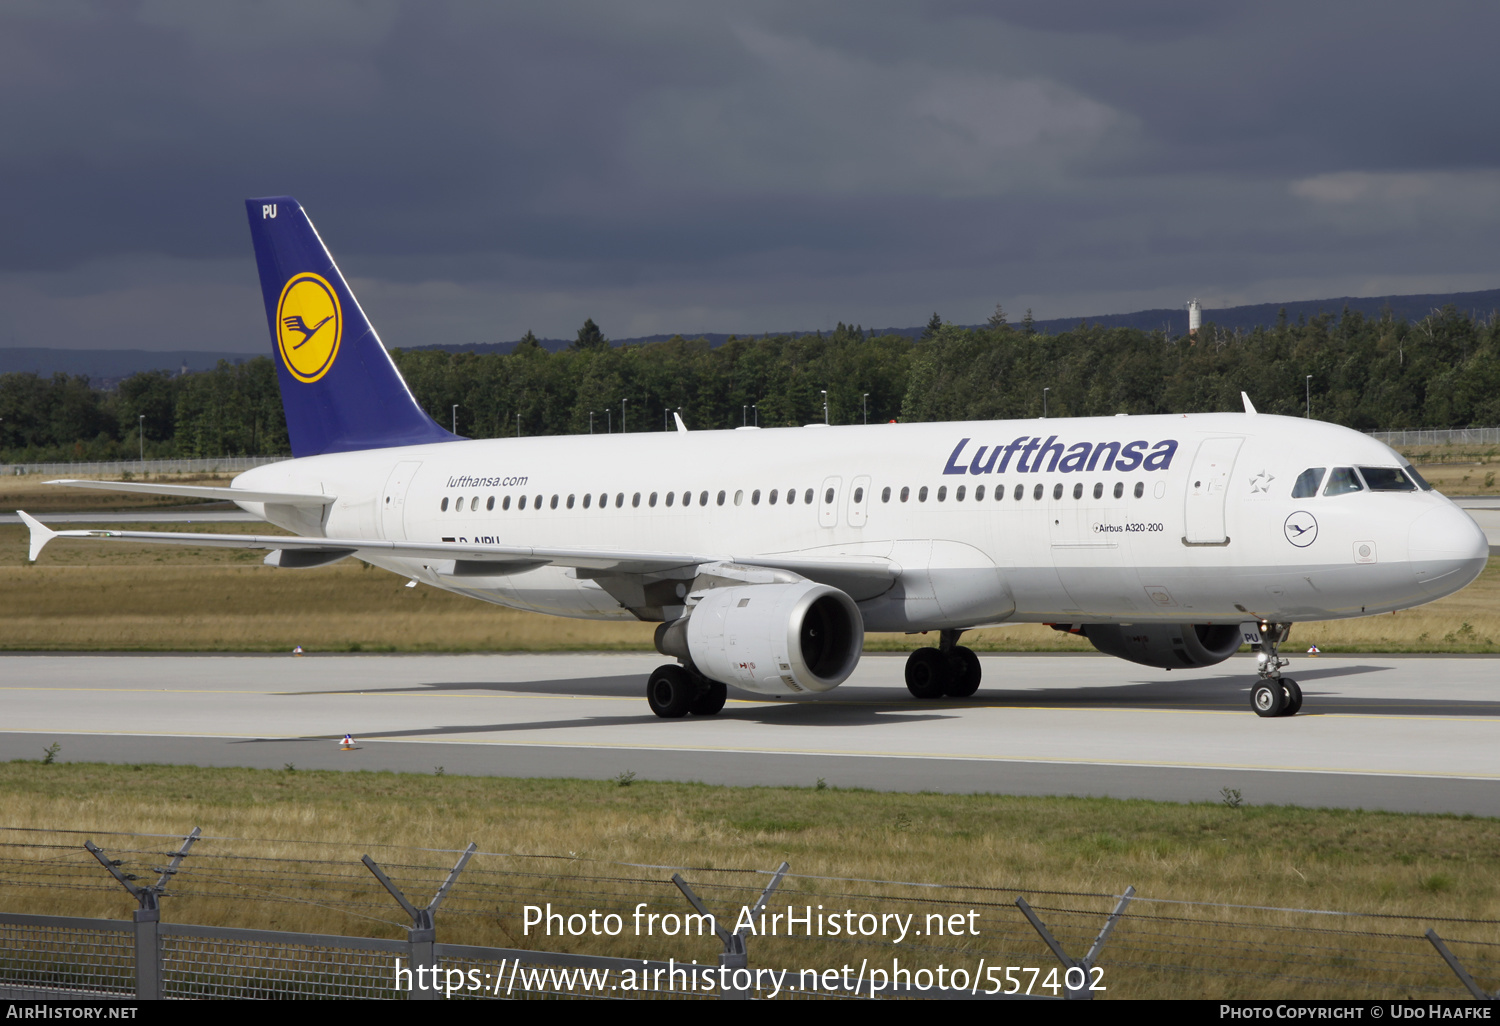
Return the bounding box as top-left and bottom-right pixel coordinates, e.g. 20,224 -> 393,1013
2,0 -> 1498,353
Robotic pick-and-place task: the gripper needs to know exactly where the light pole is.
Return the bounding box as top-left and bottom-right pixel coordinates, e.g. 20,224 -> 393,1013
451,405 -> 458,434
516,412 -> 521,437
752,403 -> 758,428
589,410 -> 594,434
621,399 -> 628,433
138,415 -> 144,462
1305,376 -> 1312,418
862,393 -> 868,425
664,408 -> 670,432
821,390 -> 829,424
742,405 -> 747,427
1043,387 -> 1050,419
607,409 -> 612,434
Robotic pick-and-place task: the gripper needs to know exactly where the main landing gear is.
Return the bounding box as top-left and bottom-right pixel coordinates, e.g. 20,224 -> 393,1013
1249,622 -> 1302,718
646,664 -> 726,719
905,629 -> 982,699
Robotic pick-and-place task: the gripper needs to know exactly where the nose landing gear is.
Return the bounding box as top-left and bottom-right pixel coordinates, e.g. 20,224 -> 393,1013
1248,621 -> 1301,717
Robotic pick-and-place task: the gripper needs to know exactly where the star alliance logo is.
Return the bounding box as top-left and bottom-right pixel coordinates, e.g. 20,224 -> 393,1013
1248,469 -> 1275,493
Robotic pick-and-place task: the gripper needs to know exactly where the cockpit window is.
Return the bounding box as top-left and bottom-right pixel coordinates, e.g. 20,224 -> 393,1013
1358,466 -> 1417,492
1402,463 -> 1434,491
1291,468 -> 1326,498
1323,467 -> 1363,496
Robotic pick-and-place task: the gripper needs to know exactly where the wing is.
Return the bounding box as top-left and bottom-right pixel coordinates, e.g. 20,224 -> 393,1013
17,512 -> 899,593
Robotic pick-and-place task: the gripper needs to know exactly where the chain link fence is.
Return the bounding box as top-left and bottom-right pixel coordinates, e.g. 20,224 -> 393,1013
1370,428 -> 1500,447
0,456 -> 288,477
0,827 -> 1494,1001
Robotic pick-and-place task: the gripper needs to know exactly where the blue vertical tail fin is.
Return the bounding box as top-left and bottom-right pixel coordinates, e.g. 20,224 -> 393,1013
246,197 -> 460,457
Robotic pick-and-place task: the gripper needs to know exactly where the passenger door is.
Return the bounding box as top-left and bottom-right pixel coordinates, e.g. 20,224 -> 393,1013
1184,438 -> 1242,544
381,460 -> 423,541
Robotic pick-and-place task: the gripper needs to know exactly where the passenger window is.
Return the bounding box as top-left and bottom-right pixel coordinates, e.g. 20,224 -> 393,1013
600,493 -> 608,508
470,497 -> 479,511
752,489 -> 761,505
567,494 -> 575,509
441,497 -> 449,511
805,488 -> 814,504
717,490 -> 726,506
681,491 -> 691,507
1092,483 -> 1102,500
975,485 -> 985,501
550,495 -> 559,510
1323,468 -> 1363,496
582,493 -> 590,509
785,488 -> 796,505
649,492 -> 658,507
666,492 -> 675,507
616,492 -> 625,508
852,487 -> 863,503
632,492 -> 641,508
769,489 -> 779,504
881,487 -> 890,503
955,485 -> 965,501
900,486 -> 910,502
1291,468 -> 1326,498
504,495 -> 512,510
1015,484 -> 1025,501
1358,467 -> 1416,492
936,486 -> 946,501
487,496 -> 495,511
700,491 -> 709,506
1033,484 -> 1043,500
824,487 -> 834,504
1053,483 -> 1063,500
1072,483 -> 1082,500
1113,482 -> 1123,499
518,495 -> 527,511
734,490 -> 743,506
534,494 -> 542,509
918,486 -> 929,502
1133,482 -> 1144,499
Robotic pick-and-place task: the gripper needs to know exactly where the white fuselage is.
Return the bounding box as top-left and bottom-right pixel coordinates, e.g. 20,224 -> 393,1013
233,412 -> 1488,631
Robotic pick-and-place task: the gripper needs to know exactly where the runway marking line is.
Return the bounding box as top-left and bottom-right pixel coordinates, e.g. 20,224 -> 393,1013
4,687 -> 1500,722
3,728 -> 1498,781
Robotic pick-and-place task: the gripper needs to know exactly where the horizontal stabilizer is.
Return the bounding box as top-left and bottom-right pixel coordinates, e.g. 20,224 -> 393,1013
46,479 -> 335,506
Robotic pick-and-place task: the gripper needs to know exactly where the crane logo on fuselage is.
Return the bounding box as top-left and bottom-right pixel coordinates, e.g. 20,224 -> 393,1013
943,437 -> 1178,476
1284,511 -> 1318,547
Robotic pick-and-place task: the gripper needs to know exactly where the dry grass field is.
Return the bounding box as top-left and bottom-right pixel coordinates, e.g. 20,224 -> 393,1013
2,763 -> 1495,999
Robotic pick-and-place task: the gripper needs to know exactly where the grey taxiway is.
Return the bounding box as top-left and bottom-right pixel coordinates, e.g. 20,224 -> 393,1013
2,651 -> 1497,816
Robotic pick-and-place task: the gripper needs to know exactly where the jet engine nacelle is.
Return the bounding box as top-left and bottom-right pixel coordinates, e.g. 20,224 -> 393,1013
1081,623 -> 1243,670
674,581 -> 864,696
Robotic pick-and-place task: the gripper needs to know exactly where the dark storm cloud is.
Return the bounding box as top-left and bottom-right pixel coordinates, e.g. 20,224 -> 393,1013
0,0 -> 1496,351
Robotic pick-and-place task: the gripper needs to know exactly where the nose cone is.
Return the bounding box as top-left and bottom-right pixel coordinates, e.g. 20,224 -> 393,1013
1408,504 -> 1490,599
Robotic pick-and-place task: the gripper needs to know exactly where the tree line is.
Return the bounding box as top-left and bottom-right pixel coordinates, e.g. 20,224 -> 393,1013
2,305 -> 1496,464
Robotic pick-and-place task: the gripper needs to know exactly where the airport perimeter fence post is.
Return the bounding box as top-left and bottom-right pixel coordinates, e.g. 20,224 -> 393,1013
672,861 -> 790,1000
1014,886 -> 1134,1000
1425,929 -> 1495,1000
83,826 -> 201,1000
363,842 -> 477,1001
